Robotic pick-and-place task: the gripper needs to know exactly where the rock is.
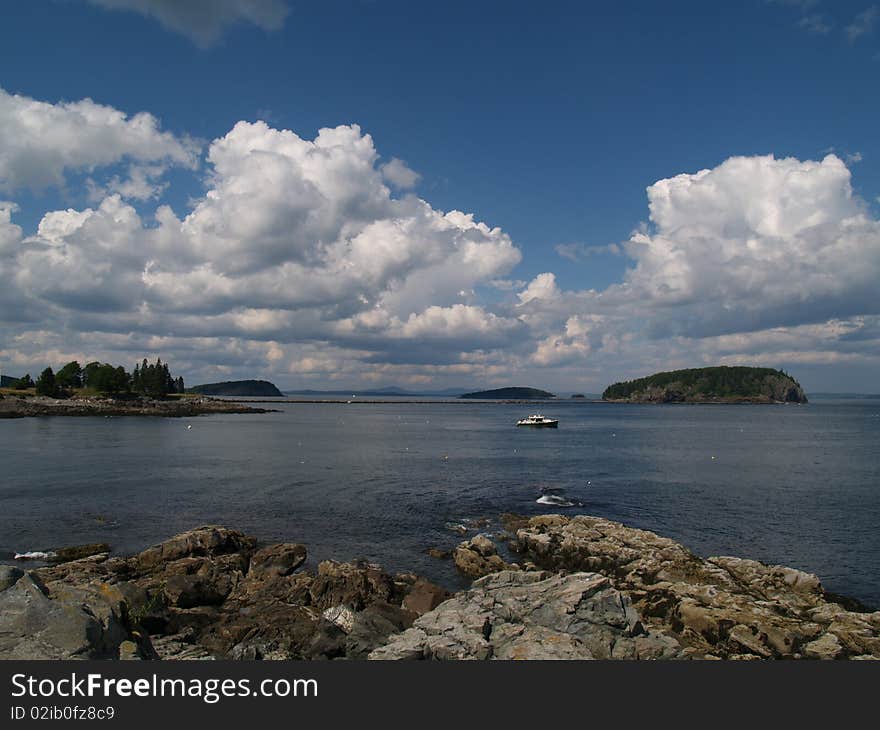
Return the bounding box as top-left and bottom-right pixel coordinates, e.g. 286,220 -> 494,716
345,601 -> 417,658
135,526 -> 256,573
499,513 -> 530,532
164,574 -> 227,608
402,578 -> 450,616
0,572 -> 133,659
371,570 -> 681,660
203,602 -> 319,660
510,514 -> 880,659
464,518 -> 491,529
5,527 -> 313,660
309,560 -> 397,610
0,565 -> 23,591
52,543 -> 110,564
453,536 -> 516,578
119,640 -> 141,660
306,621 -> 347,659
155,553 -> 247,608
248,543 -> 307,581
322,605 -> 356,633
8,515 -> 872,662
151,631 -> 215,660
424,547 -> 450,560
803,633 -> 844,660
728,625 -> 773,658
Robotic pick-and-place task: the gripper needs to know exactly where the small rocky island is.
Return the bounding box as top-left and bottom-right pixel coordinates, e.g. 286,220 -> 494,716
2,515 -> 876,660
188,379 -> 284,397
0,395 -> 275,419
602,366 -> 808,404
460,387 -> 556,400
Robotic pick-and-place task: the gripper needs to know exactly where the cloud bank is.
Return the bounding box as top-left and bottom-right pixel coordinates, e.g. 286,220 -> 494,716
2,87 -> 879,391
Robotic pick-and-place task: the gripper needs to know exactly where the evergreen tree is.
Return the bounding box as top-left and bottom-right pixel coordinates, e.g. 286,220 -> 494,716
35,367 -> 57,397
56,361 -> 82,390
82,362 -> 101,389
111,366 -> 130,395
14,373 -> 33,390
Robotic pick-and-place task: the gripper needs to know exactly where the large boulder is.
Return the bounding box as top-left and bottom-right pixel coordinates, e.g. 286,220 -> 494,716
248,543 -> 307,581
371,570 -> 682,660
0,571 -> 144,660
402,578 -> 450,616
52,543 -> 111,564
0,565 -> 23,592
135,526 -> 256,573
510,514 -> 880,659
308,560 -> 397,611
453,535 -> 516,579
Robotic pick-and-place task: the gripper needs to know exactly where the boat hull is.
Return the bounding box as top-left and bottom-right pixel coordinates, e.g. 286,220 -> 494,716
516,421 -> 558,428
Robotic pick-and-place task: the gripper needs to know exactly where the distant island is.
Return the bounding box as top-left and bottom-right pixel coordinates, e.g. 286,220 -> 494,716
602,366 -> 807,404
571,393 -> 586,399
188,380 -> 284,397
284,386 -> 466,397
460,387 -> 556,400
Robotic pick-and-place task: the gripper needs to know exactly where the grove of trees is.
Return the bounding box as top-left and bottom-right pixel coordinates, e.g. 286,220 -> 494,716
19,358 -> 185,398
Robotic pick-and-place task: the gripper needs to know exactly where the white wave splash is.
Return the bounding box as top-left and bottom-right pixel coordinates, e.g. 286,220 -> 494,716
13,551 -> 56,561
536,494 -> 577,507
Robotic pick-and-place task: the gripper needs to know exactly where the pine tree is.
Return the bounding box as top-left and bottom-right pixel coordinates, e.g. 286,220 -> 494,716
82,362 -> 101,389
56,361 -> 82,389
15,373 -> 33,390
35,367 -> 57,397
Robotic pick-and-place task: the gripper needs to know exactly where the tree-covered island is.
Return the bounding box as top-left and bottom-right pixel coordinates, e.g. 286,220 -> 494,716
0,358 -> 274,418
602,366 -> 808,403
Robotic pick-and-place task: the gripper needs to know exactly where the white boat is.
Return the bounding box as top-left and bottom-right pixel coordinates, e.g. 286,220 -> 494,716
516,413 -> 559,428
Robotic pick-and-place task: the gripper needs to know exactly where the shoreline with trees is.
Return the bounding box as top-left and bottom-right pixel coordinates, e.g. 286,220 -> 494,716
0,357 -> 275,418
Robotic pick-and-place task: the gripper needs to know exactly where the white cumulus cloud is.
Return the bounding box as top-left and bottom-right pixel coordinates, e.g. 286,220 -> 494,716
2,90 -> 880,393
2,119 -> 523,376
614,153 -> 880,336
380,158 -> 421,189
0,87 -> 198,194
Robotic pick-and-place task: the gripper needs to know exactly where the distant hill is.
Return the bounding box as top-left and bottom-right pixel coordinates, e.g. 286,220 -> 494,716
189,380 -> 283,397
602,367 -> 807,404
284,386 -> 467,397
460,387 -> 556,400
0,375 -> 22,387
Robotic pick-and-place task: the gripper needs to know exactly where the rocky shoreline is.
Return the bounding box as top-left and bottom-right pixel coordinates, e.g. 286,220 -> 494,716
0,395 -> 277,419
1,516 -> 877,660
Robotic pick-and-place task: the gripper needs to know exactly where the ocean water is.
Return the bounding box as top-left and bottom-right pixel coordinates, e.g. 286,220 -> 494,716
1,397 -> 878,607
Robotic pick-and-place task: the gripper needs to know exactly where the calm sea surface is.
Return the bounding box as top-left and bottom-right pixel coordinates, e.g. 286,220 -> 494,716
1,397 -> 878,607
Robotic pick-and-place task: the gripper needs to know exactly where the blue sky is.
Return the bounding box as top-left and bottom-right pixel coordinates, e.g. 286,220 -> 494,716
1,0 -> 879,391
